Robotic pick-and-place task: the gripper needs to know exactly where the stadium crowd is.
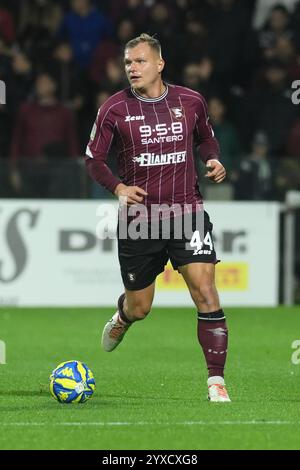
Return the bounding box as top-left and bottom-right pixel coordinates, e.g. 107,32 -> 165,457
1,0 -> 300,200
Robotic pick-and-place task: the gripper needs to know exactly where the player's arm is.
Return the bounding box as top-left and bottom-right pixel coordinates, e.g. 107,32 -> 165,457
194,96 -> 226,184
85,107 -> 147,205
85,106 -> 121,193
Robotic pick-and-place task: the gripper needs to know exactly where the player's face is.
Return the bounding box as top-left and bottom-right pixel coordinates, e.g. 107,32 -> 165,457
124,43 -> 164,92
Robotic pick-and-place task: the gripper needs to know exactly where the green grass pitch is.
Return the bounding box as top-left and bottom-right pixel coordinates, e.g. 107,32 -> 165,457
0,306 -> 300,450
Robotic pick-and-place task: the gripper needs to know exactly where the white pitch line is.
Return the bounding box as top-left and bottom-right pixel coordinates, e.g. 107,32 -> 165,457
1,421 -> 298,427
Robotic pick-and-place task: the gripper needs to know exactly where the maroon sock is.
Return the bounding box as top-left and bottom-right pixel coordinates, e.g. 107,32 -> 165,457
117,293 -> 133,324
197,310 -> 228,378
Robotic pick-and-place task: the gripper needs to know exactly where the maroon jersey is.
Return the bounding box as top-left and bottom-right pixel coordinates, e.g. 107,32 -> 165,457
85,83 -> 220,211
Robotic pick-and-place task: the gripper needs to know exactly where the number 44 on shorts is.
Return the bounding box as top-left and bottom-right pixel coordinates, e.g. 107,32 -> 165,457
189,230 -> 213,255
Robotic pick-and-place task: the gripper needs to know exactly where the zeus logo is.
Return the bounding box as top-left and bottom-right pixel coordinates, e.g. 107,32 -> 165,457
0,209 -> 40,283
0,80 -> 5,104
125,115 -> 145,122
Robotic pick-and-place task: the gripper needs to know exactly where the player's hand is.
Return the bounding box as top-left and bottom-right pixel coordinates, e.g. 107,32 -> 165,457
205,159 -> 226,183
114,183 -> 148,206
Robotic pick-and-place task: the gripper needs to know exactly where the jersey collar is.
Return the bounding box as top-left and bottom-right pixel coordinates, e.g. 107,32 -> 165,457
131,83 -> 168,103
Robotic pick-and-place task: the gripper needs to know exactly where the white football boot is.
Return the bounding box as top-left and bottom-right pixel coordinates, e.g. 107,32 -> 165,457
101,311 -> 131,352
207,376 -> 231,402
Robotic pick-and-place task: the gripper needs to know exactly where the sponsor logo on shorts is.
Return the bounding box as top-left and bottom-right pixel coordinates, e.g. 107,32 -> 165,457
128,273 -> 136,282
192,249 -> 212,255
132,151 -> 186,166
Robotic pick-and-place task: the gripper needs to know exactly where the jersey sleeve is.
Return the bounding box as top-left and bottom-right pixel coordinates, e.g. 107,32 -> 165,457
85,104 -> 121,194
193,95 -> 220,164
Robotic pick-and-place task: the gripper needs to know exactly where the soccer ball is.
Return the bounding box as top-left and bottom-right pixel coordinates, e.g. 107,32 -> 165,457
49,360 -> 95,404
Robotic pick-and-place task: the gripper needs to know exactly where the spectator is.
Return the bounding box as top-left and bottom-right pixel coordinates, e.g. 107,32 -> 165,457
39,40 -> 89,153
0,103 -> 12,158
207,0 -> 254,89
88,18 -> 135,85
180,16 -> 209,64
276,157 -> 300,199
58,0 -> 113,69
38,40 -> 86,113
274,35 -> 300,79
145,2 -> 179,80
11,72 -> 79,160
109,0 -> 149,29
253,0 -> 298,29
208,96 -> 240,175
99,57 -> 127,95
197,55 -> 219,98
182,63 -> 201,91
146,2 -> 177,41
275,34 -> 296,63
0,1 -> 16,44
292,0 -> 300,50
17,0 -> 63,63
286,118 -> 300,157
2,0 -> 300,203
116,17 -> 136,46
234,131 -> 275,200
242,59 -> 297,155
95,89 -> 111,109
8,51 -> 34,113
258,3 -> 294,60
10,73 -> 79,197
0,43 -> 35,115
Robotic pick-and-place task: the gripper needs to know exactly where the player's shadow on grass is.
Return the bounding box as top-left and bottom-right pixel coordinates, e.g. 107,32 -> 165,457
101,394 -> 199,402
0,390 -> 49,397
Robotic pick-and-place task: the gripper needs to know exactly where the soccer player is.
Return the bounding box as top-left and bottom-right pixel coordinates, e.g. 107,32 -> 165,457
85,34 -> 230,402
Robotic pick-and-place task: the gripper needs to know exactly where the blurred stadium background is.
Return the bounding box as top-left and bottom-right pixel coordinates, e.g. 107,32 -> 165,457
1,0 -> 300,451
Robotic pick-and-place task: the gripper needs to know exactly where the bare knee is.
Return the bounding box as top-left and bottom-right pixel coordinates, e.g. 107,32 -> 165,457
124,300 -> 151,321
191,283 -> 220,311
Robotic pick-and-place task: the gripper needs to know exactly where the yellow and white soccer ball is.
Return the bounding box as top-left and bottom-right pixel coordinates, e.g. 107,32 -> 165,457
49,360 -> 95,404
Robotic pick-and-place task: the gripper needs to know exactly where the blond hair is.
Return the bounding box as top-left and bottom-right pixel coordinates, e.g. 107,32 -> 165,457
125,33 -> 162,57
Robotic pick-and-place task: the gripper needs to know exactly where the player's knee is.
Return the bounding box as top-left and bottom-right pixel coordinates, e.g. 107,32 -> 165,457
127,302 -> 151,320
194,283 -> 217,308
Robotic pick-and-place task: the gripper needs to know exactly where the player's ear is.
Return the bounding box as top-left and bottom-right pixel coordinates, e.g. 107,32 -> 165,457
158,58 -> 165,73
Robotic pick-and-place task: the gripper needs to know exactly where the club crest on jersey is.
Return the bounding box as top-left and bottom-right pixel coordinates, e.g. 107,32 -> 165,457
171,107 -> 184,119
